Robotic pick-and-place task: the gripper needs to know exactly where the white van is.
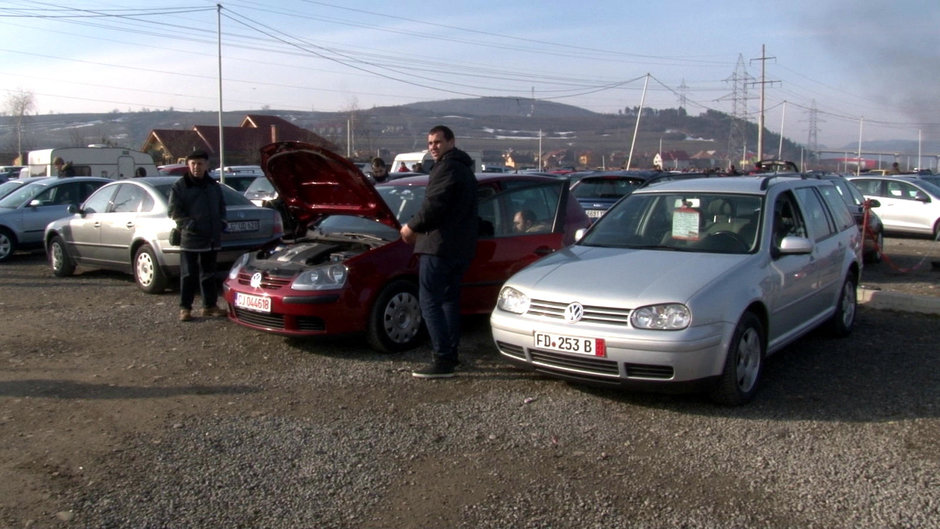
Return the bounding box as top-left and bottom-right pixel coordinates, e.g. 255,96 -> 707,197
390,150 -> 482,174
27,146 -> 158,179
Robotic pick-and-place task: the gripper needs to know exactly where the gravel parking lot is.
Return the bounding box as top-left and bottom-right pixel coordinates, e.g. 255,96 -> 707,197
1,237 -> 937,529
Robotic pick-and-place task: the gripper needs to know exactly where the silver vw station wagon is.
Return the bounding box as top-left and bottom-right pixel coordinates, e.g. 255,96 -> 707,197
490,176 -> 862,405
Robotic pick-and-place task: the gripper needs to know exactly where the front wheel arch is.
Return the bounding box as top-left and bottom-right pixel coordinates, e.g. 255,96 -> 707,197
48,235 -> 76,277
709,311 -> 765,406
0,227 -> 17,262
366,278 -> 425,353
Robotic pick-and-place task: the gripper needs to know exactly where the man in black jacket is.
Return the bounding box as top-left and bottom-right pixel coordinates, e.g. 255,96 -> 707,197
401,125 -> 478,378
168,151 -> 227,322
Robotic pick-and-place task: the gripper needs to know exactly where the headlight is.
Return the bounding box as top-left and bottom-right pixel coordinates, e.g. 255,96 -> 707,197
227,253 -> 250,280
291,264 -> 348,290
497,286 -> 530,314
630,303 -> 691,330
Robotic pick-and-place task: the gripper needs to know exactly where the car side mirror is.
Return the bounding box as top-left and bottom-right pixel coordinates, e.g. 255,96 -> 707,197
776,235 -> 813,256
574,228 -> 587,242
28,199 -> 41,208
67,203 -> 79,215
914,192 -> 930,203
865,198 -> 881,208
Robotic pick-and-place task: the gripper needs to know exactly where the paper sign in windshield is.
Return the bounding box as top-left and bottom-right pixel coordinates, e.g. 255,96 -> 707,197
672,207 -> 701,240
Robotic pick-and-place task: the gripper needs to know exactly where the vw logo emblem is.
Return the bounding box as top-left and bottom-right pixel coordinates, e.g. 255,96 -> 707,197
564,303 -> 584,323
250,272 -> 263,288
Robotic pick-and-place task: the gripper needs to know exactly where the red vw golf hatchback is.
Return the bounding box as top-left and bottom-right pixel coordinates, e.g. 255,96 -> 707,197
223,142 -> 590,352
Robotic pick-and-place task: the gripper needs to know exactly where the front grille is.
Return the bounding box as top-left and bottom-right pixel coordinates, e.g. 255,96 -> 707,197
295,316 -> 325,332
234,307 -> 284,329
527,299 -> 631,325
235,271 -> 293,290
530,349 -> 620,377
624,363 -> 674,379
495,341 -> 525,360
233,308 -> 325,332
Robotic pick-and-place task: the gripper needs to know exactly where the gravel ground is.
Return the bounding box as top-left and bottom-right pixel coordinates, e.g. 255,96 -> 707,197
0,236 -> 937,529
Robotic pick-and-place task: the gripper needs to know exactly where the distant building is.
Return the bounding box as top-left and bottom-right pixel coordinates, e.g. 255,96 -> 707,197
140,114 -> 338,167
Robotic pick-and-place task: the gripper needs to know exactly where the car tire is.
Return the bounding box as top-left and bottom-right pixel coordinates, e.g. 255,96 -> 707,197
367,279 -> 424,353
0,228 -> 16,262
827,274 -> 857,337
48,235 -> 76,277
709,312 -> 764,406
134,244 -> 168,294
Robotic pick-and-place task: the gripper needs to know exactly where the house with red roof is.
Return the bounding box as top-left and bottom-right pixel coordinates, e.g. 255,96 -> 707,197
141,114 -> 338,167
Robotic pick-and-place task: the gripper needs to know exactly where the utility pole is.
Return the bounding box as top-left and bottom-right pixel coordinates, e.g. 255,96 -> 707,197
216,4 -> 225,181
750,45 -> 779,162
720,54 -> 753,168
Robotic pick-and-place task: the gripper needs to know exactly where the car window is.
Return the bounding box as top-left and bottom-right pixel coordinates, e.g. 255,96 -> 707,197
83,185 -> 117,214
34,185 -> 67,205
111,183 -> 147,213
851,179 -> 881,196
772,192 -> 808,246
794,187 -> 835,240
813,185 -> 855,232
220,184 -> 254,206
886,180 -> 930,201
482,181 -> 563,237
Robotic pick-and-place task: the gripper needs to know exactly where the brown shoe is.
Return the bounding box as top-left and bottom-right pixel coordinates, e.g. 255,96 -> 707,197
202,306 -> 226,318
179,308 -> 193,322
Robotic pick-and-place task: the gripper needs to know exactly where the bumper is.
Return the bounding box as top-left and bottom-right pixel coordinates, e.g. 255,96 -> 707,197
490,311 -> 733,389
222,282 -> 362,337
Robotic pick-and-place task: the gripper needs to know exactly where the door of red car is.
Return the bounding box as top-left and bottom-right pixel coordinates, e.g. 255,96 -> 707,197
461,180 -> 568,314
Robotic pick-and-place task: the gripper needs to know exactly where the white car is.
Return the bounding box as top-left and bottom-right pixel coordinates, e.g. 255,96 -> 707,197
490,176 -> 862,405
846,175 -> 940,238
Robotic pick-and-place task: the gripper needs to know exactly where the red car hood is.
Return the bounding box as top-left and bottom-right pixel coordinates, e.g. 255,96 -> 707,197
261,141 -> 399,230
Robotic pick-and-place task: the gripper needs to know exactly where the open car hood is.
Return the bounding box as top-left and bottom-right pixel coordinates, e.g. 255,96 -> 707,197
261,141 -> 399,231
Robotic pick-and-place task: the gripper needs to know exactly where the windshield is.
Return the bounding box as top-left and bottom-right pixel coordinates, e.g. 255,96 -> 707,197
915,178 -> 940,196
245,177 -> 275,195
581,192 -> 763,254
0,180 -> 25,198
572,177 -> 645,199
0,181 -> 46,208
376,184 -> 427,224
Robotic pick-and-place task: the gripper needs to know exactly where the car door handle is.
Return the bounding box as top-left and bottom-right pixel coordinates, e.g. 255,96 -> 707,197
93,221 -> 101,228
125,221 -> 135,229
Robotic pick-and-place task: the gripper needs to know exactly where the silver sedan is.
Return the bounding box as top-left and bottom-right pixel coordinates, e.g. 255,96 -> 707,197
44,176 -> 283,293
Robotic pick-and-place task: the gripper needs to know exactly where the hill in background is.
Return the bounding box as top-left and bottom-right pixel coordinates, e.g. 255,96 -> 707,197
1,97 -> 930,170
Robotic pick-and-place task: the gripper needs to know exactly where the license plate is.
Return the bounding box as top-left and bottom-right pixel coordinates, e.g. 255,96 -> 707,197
534,332 -> 606,356
586,209 -> 605,218
227,220 -> 260,233
234,292 -> 271,313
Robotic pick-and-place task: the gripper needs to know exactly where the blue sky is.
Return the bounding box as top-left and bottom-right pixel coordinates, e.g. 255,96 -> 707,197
2,0 -> 938,148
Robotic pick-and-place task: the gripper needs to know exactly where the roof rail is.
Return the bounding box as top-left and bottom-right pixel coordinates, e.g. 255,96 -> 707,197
759,175 -> 778,190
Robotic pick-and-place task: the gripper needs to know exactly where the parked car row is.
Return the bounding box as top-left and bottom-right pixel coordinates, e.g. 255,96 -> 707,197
5,145 -> 919,406
44,176 -> 283,293
222,142 -> 591,353
0,176 -> 112,261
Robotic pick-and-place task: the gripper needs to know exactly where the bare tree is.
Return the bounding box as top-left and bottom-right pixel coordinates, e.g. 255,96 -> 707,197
4,90 -> 35,164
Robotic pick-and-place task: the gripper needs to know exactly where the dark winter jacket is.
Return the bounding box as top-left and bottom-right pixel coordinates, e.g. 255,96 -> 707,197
406,147 -> 478,262
168,173 -> 226,251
